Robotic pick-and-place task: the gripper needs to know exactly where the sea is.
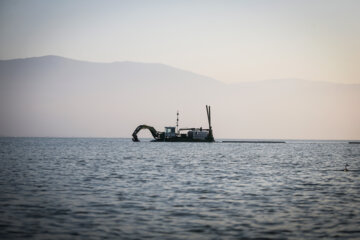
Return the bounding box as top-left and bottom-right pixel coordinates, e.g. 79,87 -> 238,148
0,137 -> 359,240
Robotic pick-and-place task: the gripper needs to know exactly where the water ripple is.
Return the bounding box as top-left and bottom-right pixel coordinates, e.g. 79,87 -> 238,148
0,138 -> 359,239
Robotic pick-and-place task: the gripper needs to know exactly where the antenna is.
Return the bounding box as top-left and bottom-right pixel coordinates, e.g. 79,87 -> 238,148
176,110 -> 179,133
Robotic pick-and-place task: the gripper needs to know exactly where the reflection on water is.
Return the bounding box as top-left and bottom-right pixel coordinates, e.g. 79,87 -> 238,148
0,138 -> 359,239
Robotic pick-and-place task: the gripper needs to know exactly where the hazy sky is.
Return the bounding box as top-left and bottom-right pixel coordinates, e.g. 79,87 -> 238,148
1,0 -> 360,83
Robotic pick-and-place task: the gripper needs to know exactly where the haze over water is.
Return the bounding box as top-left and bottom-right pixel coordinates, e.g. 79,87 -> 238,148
1,138 -> 359,239
1,1 -> 360,140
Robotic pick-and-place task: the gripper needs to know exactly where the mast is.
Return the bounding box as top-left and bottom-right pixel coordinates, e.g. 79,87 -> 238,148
206,105 -> 214,142
176,110 -> 179,133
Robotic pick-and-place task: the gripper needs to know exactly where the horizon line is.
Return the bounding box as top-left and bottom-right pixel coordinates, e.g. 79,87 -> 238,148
0,136 -> 359,142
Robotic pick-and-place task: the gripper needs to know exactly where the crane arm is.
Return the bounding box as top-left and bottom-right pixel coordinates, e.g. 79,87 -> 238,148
132,125 -> 160,142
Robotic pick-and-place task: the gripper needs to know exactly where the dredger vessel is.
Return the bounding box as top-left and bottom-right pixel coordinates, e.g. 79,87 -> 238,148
132,105 -> 214,142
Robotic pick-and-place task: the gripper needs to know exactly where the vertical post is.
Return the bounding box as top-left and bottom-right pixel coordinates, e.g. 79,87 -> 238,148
206,105 -> 214,142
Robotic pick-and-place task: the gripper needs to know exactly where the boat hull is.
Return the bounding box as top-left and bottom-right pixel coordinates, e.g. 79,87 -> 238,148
151,137 -> 214,142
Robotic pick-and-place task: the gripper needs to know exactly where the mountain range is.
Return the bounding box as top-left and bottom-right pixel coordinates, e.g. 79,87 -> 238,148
1,55 -> 359,140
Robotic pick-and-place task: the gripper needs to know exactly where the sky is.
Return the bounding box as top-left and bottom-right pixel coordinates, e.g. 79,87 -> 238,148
1,0 -> 360,84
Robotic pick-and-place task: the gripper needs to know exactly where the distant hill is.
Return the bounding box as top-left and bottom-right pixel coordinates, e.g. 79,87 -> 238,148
1,55 -> 359,140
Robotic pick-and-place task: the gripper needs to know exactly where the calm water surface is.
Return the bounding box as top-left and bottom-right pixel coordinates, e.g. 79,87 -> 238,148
0,138 -> 359,239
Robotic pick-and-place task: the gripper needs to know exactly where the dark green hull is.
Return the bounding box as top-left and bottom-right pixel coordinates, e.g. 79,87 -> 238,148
151,137 -> 214,142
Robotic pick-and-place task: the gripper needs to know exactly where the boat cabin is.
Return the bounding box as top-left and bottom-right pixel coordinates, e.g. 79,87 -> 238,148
164,127 -> 176,138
